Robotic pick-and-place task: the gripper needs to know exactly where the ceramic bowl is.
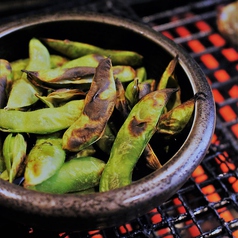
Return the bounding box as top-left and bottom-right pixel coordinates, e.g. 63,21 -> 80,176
0,12 -> 215,231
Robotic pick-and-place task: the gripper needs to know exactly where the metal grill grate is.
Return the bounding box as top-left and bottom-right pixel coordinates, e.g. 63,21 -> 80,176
0,0 -> 237,237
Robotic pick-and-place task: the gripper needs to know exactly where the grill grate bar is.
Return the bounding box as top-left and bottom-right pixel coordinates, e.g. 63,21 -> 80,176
141,0 -> 230,23
150,11 -> 217,32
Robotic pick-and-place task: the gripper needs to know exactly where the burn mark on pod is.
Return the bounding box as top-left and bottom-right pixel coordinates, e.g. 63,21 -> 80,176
67,123 -> 104,150
128,116 -> 148,137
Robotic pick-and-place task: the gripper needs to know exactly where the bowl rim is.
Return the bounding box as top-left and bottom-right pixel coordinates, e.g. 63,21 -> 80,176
0,12 -> 216,228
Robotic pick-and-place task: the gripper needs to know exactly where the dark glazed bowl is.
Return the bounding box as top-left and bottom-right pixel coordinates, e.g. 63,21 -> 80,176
0,12 -> 215,231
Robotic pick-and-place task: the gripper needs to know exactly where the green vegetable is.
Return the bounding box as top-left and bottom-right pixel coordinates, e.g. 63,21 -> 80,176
26,156 -> 105,194
24,137 -> 65,186
6,38 -> 51,109
2,133 -> 27,183
43,38 -> 143,67
0,100 -> 84,134
99,88 -> 176,191
62,58 -> 116,152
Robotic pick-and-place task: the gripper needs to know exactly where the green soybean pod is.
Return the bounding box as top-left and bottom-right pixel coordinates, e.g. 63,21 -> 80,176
0,100 -> 84,134
0,59 -> 13,108
62,54 -> 106,68
6,38 -> 51,109
0,134 -> 6,172
62,58 -> 117,152
26,156 -> 105,194
24,137 -> 65,186
2,133 -> 27,183
99,88 -> 176,192
42,38 -> 143,67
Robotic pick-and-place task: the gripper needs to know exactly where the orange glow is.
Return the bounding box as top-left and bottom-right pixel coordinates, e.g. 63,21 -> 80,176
212,89 -> 224,103
211,134 -> 218,144
188,40 -> 205,53
231,124 -> 238,138
119,223 -> 133,234
192,165 -> 208,183
231,178 -> 238,193
216,152 -> 236,171
162,31 -> 174,40
173,197 -> 186,213
222,48 -> 238,62
195,21 -> 211,32
229,85 -> 238,98
208,34 -> 226,47
88,230 -> 103,238
149,208 -> 162,224
219,106 -> 237,121
186,220 -> 201,237
176,26 -> 190,37
201,185 -> 221,203
214,69 -> 230,82
156,227 -> 173,238
200,54 -> 219,69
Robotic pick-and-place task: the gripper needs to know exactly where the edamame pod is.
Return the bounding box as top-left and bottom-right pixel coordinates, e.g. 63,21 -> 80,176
99,88 -> 176,191
6,38 -> 51,109
136,67 -> 147,83
115,78 -> 161,171
62,54 -> 106,68
10,58 -> 29,81
10,55 -> 69,81
62,58 -> 117,152
23,67 -> 94,89
2,133 -> 27,183
157,55 -> 181,111
138,79 -> 156,100
0,100 -> 84,134
0,59 -> 13,108
26,156 -> 105,194
23,66 -> 95,83
112,65 -> 136,83
36,88 -> 85,108
24,137 -> 65,186
0,134 -> 6,172
49,54 -> 69,68
157,93 -> 204,135
125,78 -> 139,109
42,38 -> 143,67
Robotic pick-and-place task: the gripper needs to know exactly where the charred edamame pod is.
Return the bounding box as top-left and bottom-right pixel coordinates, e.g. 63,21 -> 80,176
99,88 -> 177,191
42,38 -> 143,67
26,156 -> 105,194
157,55 -> 181,111
23,67 -> 94,90
0,100 -> 84,134
157,92 -> 205,136
112,65 -> 136,83
24,136 -> 66,186
35,88 -> 86,108
10,55 -> 69,81
62,57 -> 117,152
0,59 -> 13,108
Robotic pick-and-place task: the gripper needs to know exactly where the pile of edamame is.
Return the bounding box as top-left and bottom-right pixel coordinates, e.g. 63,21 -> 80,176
0,37 -> 203,194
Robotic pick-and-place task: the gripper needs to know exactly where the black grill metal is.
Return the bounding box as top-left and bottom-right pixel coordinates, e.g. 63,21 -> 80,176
0,0 -> 237,237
